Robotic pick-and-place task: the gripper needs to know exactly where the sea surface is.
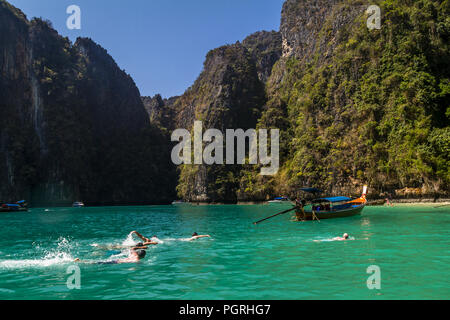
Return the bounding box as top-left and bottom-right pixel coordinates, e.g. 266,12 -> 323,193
0,204 -> 448,300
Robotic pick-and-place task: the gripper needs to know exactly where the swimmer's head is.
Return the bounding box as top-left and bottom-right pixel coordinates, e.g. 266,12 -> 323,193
136,250 -> 146,259
152,235 -> 157,238
343,233 -> 349,239
192,232 -> 198,237
136,242 -> 144,247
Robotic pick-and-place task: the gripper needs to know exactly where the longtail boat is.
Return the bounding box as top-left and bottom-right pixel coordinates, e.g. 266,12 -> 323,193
253,186 -> 368,225
296,186 -> 367,221
0,200 -> 28,213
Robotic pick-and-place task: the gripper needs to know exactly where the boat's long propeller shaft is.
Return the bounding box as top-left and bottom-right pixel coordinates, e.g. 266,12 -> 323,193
253,207 -> 297,225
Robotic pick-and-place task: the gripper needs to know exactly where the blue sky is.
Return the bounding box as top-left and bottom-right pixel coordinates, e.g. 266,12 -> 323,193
8,0 -> 285,98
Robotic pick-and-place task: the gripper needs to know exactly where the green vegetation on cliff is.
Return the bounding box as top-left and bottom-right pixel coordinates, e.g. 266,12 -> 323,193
176,0 -> 449,201
253,0 -> 450,198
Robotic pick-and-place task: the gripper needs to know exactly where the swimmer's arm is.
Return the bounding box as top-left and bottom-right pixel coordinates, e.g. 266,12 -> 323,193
131,231 -> 151,243
191,235 -> 211,240
143,241 -> 158,246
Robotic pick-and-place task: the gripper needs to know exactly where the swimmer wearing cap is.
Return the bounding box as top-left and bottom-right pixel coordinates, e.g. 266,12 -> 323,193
332,233 -> 350,241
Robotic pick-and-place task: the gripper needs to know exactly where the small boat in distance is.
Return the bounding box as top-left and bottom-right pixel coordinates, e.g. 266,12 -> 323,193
0,200 -> 28,212
73,201 -> 85,208
171,200 -> 191,206
268,197 -> 294,208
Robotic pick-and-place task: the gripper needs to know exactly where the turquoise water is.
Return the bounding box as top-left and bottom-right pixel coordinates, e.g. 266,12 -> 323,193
0,204 -> 449,300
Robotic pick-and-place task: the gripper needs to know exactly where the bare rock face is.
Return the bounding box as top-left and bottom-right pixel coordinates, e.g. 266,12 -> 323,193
172,42 -> 266,131
242,31 -> 282,83
142,95 -> 165,123
0,9 -> 83,203
280,0 -> 364,62
281,0 -> 340,59
74,37 -> 150,134
141,94 -> 179,130
0,2 -> 39,201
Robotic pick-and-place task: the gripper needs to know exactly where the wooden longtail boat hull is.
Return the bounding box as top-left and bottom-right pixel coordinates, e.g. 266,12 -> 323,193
302,204 -> 365,220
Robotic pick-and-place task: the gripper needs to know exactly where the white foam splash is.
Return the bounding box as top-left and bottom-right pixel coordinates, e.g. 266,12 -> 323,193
0,237 -> 75,269
0,253 -> 73,269
151,237 -> 164,244
122,232 -> 138,246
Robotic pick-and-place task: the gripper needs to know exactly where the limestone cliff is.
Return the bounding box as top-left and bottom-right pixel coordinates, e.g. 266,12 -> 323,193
173,43 -> 266,202
256,0 -> 450,198
242,30 -> 282,83
0,1 -> 177,205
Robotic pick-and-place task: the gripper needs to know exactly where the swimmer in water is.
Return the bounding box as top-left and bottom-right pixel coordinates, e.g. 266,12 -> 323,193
332,233 -> 350,241
313,233 -> 354,242
131,231 -> 160,245
75,245 -> 147,264
187,232 -> 211,241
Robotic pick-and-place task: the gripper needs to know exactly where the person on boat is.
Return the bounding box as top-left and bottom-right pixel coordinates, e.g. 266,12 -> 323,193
293,199 -> 307,221
332,233 -> 350,241
187,232 -> 211,241
131,231 -> 160,245
75,245 -> 147,264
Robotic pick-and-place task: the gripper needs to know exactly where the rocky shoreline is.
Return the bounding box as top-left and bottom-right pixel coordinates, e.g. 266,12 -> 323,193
190,199 -> 450,206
